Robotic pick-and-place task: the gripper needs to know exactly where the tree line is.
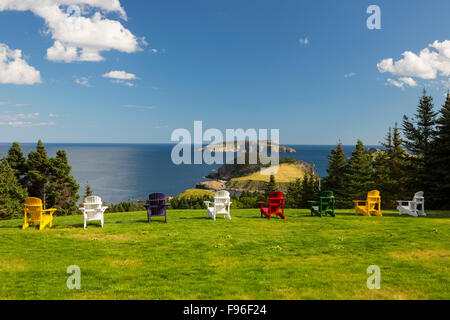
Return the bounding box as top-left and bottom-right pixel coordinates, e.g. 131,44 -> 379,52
0,141 -> 79,219
315,90 -> 450,209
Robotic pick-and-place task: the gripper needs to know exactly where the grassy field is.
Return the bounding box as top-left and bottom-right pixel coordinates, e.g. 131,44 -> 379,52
231,163 -> 305,183
0,209 -> 448,300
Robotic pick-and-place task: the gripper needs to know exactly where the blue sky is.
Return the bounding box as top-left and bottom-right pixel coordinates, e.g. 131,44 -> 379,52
0,0 -> 450,145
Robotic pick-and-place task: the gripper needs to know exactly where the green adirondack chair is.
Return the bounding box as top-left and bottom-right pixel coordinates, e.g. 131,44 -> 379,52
308,191 -> 336,217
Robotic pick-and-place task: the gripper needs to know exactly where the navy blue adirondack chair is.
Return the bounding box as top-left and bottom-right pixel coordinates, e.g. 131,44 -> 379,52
144,193 -> 169,223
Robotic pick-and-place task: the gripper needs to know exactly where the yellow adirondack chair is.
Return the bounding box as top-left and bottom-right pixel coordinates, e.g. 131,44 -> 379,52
353,190 -> 382,217
23,197 -> 57,231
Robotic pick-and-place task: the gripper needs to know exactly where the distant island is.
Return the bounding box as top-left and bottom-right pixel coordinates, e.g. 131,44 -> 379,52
198,140 -> 296,154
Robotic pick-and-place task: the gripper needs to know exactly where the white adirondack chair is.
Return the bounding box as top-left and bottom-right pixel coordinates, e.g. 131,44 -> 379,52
397,191 -> 426,217
80,196 -> 108,229
204,190 -> 232,221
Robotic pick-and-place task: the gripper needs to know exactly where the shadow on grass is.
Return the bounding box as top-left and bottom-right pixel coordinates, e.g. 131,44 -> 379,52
179,216 -> 210,220
0,225 -> 22,230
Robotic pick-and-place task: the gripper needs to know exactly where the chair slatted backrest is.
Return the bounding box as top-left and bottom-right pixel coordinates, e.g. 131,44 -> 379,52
414,191 -> 424,203
367,190 -> 380,210
215,190 -> 230,204
320,190 -> 335,208
148,193 -> 166,207
25,197 -> 43,220
269,191 -> 284,212
84,196 -> 102,211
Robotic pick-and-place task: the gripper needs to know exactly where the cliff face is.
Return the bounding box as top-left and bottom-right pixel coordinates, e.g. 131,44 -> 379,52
198,140 -> 296,154
200,158 -> 318,193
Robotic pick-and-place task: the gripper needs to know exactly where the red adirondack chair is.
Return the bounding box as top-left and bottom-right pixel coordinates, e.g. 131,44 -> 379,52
258,191 -> 286,220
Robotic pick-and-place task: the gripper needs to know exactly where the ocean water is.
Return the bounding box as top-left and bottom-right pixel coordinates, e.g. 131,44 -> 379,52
0,143 -> 364,203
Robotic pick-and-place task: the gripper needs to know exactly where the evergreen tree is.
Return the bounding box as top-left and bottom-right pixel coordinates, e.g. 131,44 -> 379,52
302,165 -> 320,208
47,150 -> 80,215
430,93 -> 450,208
84,182 -> 94,200
323,142 -> 348,208
26,140 -> 51,208
287,178 -> 302,208
402,89 -> 437,198
265,174 -> 278,197
0,159 -> 28,219
6,142 -> 28,188
344,140 -> 375,206
375,124 -> 407,208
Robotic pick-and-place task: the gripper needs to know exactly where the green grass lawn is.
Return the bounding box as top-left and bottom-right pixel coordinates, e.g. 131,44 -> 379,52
0,209 -> 448,300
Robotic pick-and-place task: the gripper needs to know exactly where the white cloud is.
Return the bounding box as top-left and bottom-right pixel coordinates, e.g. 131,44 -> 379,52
110,79 -> 134,87
122,105 -> 155,110
344,72 -> 356,78
0,1 -> 144,63
103,70 -> 136,80
103,70 -> 137,86
74,76 -> 90,86
7,121 -> 56,127
398,77 -> 417,87
386,77 -> 417,90
0,43 -> 42,85
299,37 -> 309,46
378,40 -> 450,80
0,113 -> 56,127
0,113 -> 40,121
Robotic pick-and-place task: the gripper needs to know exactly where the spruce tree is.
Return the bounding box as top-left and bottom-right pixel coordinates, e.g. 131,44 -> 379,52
344,140 -> 375,206
84,182 -> 94,200
287,178 -> 302,208
375,124 -> 407,208
323,142 -> 348,208
265,174 -> 278,197
295,165 -> 320,208
0,159 -> 28,219
430,93 -> 450,208
47,150 -> 80,215
6,142 -> 28,188
402,89 -> 437,198
26,140 -> 51,208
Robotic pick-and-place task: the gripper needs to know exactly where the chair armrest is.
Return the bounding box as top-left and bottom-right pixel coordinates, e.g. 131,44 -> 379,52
101,206 -> 108,211
258,202 -> 267,208
396,201 -> 411,205
353,200 -> 367,205
43,208 -> 57,214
